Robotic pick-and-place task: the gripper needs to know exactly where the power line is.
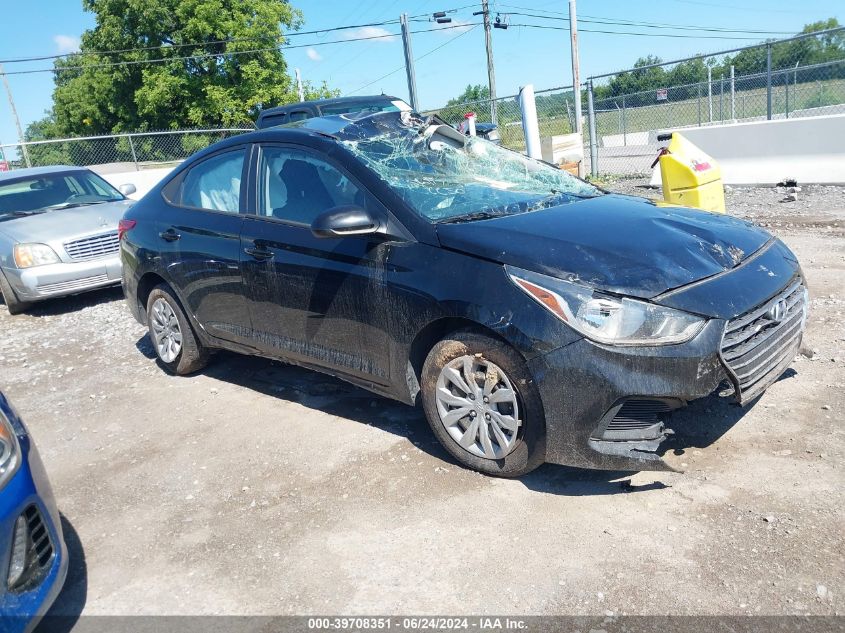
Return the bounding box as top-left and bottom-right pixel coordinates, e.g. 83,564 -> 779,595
507,23 -> 782,40
487,9 -> 795,35
0,19 -> 402,65
347,24 -> 479,96
471,3 -> 801,35
0,24 -> 479,77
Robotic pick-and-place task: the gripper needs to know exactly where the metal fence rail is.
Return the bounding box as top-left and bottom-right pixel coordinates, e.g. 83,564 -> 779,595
0,127 -> 253,172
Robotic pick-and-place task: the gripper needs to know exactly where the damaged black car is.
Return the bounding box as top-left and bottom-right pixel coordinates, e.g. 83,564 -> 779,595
120,111 -> 808,477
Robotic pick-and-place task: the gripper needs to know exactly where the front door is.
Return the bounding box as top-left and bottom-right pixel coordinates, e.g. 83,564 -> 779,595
240,144 -> 393,383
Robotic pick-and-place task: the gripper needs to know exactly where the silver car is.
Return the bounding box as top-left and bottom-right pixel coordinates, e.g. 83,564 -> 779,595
0,166 -> 135,314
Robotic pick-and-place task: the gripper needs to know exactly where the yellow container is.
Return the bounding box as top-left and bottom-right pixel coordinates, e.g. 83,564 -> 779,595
658,133 -> 725,213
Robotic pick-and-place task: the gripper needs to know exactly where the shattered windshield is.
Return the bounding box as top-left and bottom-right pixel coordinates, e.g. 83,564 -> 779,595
340,116 -> 601,223
0,170 -> 124,217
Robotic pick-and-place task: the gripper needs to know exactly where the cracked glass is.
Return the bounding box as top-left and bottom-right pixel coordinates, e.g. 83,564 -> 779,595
340,115 -> 602,223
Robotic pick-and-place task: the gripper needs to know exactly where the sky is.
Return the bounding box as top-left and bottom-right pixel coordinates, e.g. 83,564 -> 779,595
0,0 -> 842,148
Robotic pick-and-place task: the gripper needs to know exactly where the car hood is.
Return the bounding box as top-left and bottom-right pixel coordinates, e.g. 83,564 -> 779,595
0,199 -> 133,243
435,194 -> 772,299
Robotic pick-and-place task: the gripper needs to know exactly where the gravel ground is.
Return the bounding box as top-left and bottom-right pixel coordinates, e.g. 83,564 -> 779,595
0,183 -> 843,622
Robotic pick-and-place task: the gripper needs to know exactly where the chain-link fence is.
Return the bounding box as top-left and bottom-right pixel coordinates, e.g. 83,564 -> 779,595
428,27 -> 845,178
0,127 -> 253,172
588,28 -> 845,176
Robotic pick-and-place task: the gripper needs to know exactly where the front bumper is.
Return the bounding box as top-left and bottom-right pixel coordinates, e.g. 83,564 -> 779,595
5,254 -> 122,301
529,319 -> 733,471
0,432 -> 68,632
527,238 -> 806,472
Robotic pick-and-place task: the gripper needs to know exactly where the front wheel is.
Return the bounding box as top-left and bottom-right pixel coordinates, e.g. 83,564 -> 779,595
0,270 -> 32,315
146,284 -> 209,375
421,330 -> 546,477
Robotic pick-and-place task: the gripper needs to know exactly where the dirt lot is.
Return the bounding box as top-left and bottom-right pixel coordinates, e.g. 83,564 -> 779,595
1,182 -> 843,621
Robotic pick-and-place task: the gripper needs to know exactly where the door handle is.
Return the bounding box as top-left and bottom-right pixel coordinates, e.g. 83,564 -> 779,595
158,228 -> 181,242
244,246 -> 274,261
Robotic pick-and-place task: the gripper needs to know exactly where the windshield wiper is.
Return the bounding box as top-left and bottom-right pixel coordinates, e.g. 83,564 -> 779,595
437,210 -> 512,224
0,210 -> 47,221
44,200 -> 116,211
527,189 -> 598,211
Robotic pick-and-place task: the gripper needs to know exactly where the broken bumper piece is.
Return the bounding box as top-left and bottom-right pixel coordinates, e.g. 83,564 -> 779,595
528,319 -> 732,472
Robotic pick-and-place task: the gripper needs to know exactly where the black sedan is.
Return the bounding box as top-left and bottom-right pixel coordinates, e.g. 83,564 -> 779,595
119,111 -> 808,477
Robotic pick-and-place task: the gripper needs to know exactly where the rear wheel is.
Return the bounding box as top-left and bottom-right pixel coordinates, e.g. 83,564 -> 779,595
146,284 -> 209,375
0,270 -> 32,315
421,330 -> 546,477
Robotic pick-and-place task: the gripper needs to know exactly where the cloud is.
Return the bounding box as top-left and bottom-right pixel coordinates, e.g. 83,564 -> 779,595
343,26 -> 397,43
306,47 -> 322,62
54,34 -> 81,54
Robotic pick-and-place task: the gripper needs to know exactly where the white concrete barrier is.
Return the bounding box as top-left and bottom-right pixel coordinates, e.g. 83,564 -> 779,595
601,132 -> 649,148
96,166 -> 177,200
649,113 -> 845,186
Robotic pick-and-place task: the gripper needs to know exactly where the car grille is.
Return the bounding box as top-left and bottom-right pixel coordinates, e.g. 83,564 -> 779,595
595,398 -> 680,441
720,277 -> 808,404
8,505 -> 54,592
38,273 -> 110,294
64,231 -> 119,261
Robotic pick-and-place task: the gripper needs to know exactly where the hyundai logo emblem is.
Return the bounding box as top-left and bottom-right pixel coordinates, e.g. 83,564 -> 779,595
766,299 -> 788,324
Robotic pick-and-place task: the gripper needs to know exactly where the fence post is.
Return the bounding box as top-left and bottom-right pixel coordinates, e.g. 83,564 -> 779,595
127,134 -> 139,171
766,43 -> 773,120
697,82 -> 702,126
587,79 -> 598,178
719,76 -> 724,122
785,72 -> 790,118
707,66 -> 713,123
730,65 -> 735,121
621,95 -> 627,146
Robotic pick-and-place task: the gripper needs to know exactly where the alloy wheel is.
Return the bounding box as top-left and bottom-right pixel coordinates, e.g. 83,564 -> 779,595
150,298 -> 183,363
434,355 -> 522,460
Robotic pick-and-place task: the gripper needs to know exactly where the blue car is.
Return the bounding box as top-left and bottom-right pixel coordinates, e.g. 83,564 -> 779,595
0,392 -> 67,632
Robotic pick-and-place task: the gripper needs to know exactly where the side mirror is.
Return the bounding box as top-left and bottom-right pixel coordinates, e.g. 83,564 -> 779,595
118,183 -> 137,196
311,205 -> 380,238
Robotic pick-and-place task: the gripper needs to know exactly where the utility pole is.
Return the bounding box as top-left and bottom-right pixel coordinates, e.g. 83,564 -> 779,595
400,13 -> 419,111
0,64 -> 30,168
568,0 -> 582,137
481,0 -> 498,124
294,68 -> 304,102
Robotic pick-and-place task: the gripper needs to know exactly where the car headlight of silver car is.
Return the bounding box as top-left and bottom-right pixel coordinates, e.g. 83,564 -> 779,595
13,243 -> 61,268
507,266 -> 706,346
0,410 -> 21,491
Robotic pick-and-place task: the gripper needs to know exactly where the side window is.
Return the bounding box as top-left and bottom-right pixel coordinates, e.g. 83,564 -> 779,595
258,146 -> 365,225
179,149 -> 245,213
288,110 -> 311,122
260,112 -> 287,128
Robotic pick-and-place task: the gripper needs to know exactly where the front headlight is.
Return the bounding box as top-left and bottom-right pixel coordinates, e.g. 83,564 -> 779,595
508,266 -> 706,346
0,410 -> 21,490
13,243 -> 60,268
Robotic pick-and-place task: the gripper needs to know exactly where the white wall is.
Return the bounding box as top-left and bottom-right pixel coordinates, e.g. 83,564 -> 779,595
98,166 -> 176,200
649,114 -> 845,186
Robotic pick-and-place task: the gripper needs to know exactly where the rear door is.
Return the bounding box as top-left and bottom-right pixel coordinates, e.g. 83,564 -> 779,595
239,143 -> 393,383
156,146 -> 253,345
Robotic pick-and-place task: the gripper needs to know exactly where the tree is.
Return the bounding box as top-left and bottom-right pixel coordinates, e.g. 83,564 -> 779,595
446,84 -> 490,106
48,0 -> 337,137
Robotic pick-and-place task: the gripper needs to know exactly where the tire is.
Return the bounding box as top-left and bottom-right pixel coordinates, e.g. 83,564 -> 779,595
146,284 -> 209,375
0,269 -> 33,315
421,330 -> 546,477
